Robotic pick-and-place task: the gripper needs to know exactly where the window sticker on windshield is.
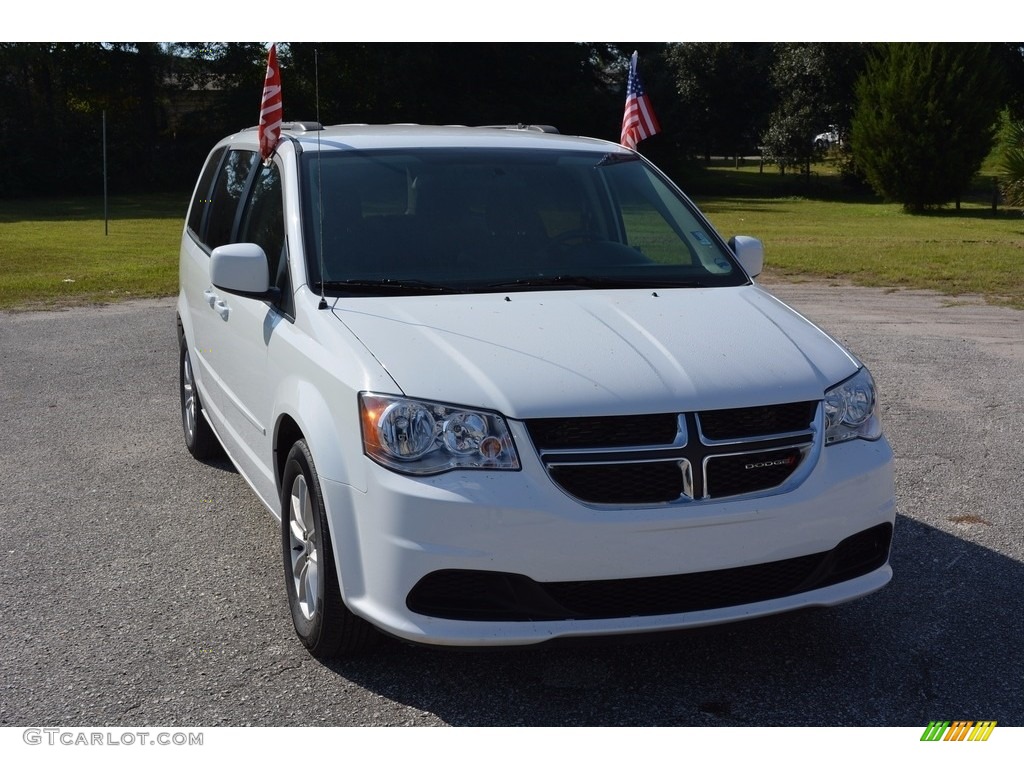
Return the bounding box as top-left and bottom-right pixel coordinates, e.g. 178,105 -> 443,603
691,231 -> 712,246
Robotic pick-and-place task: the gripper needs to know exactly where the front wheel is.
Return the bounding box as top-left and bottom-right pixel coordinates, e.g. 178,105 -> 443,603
280,440 -> 379,658
179,330 -> 220,460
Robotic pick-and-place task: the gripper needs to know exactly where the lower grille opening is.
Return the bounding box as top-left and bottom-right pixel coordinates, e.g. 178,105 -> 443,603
406,523 -> 893,621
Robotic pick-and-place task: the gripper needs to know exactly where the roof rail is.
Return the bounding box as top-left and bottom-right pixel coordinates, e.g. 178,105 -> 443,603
479,124 -> 560,134
282,121 -> 324,132
241,121 -> 324,133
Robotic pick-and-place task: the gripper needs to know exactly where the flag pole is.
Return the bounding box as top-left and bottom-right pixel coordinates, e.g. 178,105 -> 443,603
620,50 -> 661,151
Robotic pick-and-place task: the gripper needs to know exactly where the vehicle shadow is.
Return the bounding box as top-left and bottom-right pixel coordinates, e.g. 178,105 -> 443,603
194,454 -> 240,474
321,514 -> 1023,726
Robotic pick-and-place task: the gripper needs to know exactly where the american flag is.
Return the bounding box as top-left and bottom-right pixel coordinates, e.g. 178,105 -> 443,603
259,44 -> 283,161
620,50 -> 660,150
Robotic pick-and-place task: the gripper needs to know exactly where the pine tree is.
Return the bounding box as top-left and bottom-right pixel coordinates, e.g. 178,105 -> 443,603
851,43 -> 1005,212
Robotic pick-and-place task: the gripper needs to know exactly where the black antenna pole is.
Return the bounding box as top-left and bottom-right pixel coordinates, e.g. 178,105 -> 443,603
316,49 -> 328,311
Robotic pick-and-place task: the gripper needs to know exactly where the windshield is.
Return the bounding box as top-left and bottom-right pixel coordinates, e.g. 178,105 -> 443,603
301,148 -> 746,294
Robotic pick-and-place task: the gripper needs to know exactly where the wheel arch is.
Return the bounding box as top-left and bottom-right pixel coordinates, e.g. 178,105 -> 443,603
175,310 -> 189,347
272,383 -> 371,619
273,414 -> 304,493
271,377 -> 366,497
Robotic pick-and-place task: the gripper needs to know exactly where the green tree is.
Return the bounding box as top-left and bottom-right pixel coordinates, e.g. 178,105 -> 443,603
665,42 -> 774,161
851,43 -> 1006,212
282,43 -> 624,139
164,42 -> 269,182
0,43 -> 174,197
0,43 -> 664,199
994,43 -> 1024,121
761,43 -> 868,175
1000,118 -> 1024,207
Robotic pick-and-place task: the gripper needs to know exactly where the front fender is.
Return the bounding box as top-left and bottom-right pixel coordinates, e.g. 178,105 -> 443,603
272,375 -> 367,494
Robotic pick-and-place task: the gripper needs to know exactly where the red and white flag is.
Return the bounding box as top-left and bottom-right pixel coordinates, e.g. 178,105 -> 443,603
259,44 -> 283,161
620,50 -> 660,150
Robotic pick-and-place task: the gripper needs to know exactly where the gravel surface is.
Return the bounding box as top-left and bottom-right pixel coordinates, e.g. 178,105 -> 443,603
1,282 -> 1021,727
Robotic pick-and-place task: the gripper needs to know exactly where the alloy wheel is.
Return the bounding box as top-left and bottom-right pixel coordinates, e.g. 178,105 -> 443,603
288,474 -> 319,620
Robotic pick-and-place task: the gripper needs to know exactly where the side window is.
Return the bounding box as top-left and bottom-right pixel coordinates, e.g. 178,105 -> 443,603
239,163 -> 285,273
205,149 -> 256,251
186,147 -> 225,240
238,162 -> 291,311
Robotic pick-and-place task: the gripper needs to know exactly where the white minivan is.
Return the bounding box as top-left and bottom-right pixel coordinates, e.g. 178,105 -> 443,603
177,122 -> 895,657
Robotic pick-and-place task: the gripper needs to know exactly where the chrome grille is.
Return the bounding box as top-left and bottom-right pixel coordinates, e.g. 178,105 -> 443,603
526,401 -> 818,505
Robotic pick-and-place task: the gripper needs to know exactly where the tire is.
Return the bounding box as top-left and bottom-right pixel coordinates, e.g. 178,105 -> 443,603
280,439 -> 379,658
178,329 -> 221,460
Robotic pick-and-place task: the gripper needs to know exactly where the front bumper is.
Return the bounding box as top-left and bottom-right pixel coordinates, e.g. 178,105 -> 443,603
321,434 -> 896,647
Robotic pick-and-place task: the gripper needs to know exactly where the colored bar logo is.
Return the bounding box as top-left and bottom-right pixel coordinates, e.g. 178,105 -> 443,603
921,721 -> 997,741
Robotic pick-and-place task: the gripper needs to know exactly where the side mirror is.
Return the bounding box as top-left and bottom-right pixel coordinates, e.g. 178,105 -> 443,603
210,243 -> 280,301
728,235 -> 764,279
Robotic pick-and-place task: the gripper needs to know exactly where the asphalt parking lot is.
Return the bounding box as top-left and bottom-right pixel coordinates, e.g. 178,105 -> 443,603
1,281 -> 1021,727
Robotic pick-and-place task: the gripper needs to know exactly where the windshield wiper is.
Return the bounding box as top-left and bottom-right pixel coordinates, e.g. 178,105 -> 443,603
485,275 -> 707,291
316,279 -> 461,295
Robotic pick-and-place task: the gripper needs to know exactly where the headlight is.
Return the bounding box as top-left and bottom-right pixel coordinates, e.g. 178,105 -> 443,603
359,393 -> 520,474
824,368 -> 882,445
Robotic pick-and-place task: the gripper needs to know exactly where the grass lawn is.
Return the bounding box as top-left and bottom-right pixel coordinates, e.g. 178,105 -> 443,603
697,196 -> 1024,308
0,194 -> 186,310
686,159 -> 1024,309
2,166 -> 1023,310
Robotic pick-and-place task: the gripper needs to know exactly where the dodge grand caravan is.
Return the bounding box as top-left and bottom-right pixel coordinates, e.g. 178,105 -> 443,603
177,122 -> 895,657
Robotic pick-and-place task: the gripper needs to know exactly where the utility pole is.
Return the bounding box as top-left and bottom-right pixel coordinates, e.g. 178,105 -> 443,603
103,110 -> 109,236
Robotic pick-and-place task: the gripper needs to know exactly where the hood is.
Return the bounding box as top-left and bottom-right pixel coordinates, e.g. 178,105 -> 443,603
332,285 -> 859,419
